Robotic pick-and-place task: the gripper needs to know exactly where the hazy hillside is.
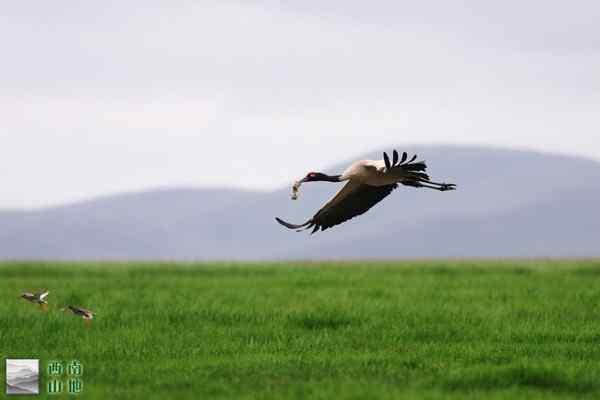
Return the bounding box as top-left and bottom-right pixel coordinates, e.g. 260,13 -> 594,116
2,146 -> 599,260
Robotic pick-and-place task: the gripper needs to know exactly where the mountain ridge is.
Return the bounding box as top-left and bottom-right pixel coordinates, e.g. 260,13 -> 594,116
2,145 -> 599,260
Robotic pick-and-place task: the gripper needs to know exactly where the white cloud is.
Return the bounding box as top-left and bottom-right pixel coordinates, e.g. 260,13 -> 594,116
0,1 -> 598,208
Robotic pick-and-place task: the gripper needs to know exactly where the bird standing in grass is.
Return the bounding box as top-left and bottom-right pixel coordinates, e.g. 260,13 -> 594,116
62,306 -> 95,326
20,290 -> 50,311
277,149 -> 456,233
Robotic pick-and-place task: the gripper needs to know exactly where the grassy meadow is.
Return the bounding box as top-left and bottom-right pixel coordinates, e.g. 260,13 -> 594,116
2,260 -> 600,399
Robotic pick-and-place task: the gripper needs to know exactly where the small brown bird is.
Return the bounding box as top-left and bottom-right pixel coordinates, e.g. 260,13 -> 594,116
62,306 -> 95,326
20,290 -> 49,311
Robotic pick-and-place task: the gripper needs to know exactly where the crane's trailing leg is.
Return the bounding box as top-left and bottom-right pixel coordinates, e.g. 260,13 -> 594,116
421,180 -> 456,191
423,182 -> 455,191
422,179 -> 454,187
405,181 -> 455,191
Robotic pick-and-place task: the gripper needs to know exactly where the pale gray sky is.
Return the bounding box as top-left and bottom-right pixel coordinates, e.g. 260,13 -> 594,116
1,1 -> 599,208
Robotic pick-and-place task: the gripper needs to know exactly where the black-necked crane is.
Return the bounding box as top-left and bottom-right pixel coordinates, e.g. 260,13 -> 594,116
20,289 -> 49,311
61,306 -> 95,326
276,149 -> 455,234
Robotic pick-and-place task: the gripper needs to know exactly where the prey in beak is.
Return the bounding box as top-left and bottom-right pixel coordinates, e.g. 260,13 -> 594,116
291,179 -> 303,200
290,172 -> 342,200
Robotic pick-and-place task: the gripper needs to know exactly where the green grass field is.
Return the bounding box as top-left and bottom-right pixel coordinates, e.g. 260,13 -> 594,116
2,260 -> 600,399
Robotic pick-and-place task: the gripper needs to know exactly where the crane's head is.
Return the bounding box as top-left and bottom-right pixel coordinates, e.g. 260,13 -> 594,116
301,172 -> 325,182
301,172 -> 341,183
291,172 -> 342,200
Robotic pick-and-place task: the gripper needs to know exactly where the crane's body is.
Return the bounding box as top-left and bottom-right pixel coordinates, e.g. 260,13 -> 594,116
340,159 -> 417,186
277,150 -> 455,234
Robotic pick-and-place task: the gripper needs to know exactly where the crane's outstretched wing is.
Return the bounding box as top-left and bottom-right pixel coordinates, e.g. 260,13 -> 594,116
276,181 -> 398,234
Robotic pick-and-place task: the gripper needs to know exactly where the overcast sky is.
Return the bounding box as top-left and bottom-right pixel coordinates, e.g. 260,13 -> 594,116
1,0 -> 599,208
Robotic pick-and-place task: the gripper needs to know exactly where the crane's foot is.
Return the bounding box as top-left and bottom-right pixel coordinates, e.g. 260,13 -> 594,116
439,183 -> 456,191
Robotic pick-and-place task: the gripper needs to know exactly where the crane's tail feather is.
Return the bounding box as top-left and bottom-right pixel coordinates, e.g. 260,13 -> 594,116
275,217 -> 312,230
411,172 -> 430,180
401,161 -> 427,171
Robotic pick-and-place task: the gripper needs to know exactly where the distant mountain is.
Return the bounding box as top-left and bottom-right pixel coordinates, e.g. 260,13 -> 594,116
2,146 -> 599,260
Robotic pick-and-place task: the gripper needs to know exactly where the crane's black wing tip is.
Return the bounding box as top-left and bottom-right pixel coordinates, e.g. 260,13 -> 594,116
383,152 -> 391,170
275,217 -> 307,230
276,217 -> 320,233
275,217 -> 293,229
392,150 -> 399,166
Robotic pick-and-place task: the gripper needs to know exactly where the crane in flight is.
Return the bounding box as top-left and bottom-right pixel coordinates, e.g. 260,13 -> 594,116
276,150 -> 455,234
